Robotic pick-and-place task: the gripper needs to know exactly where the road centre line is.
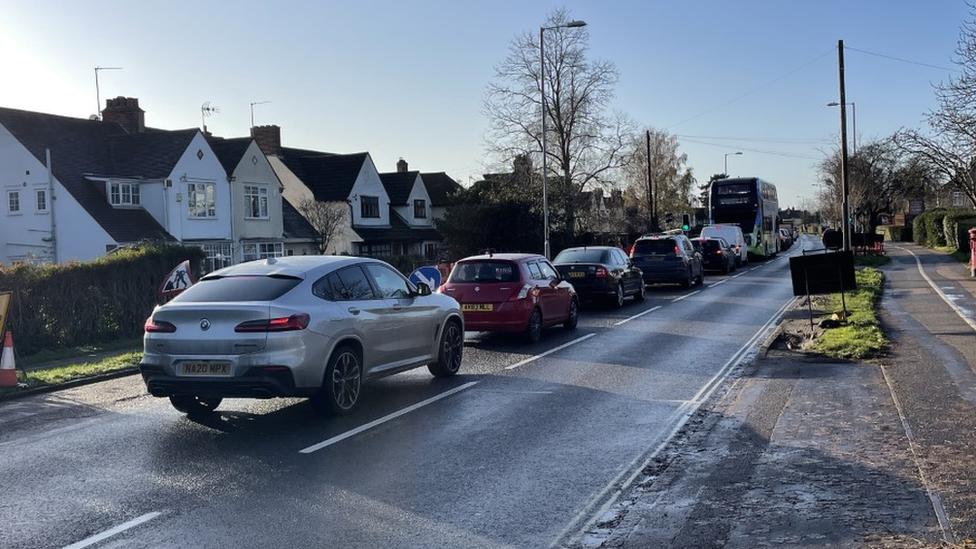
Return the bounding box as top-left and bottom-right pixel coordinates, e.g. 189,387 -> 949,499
709,279 -> 728,287
671,290 -> 700,302
299,382 -> 479,454
614,305 -> 662,326
62,512 -> 162,549
504,333 -> 597,371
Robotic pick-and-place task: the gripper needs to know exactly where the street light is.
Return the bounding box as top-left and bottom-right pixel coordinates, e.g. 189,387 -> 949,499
827,101 -> 856,154
541,19 -> 587,259
724,151 -> 743,175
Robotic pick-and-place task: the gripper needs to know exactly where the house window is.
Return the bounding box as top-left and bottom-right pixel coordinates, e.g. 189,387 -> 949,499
188,182 -> 216,218
108,180 -> 140,206
242,242 -> 284,262
414,199 -> 427,219
244,185 -> 269,219
952,191 -> 965,207
361,196 -> 380,218
7,190 -> 20,214
199,243 -> 232,273
360,243 -> 391,257
35,189 -> 48,213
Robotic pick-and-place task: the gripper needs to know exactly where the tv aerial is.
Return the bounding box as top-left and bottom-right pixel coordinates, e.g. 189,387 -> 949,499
201,101 -> 220,132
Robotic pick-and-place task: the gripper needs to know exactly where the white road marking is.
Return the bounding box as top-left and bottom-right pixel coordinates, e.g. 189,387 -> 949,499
671,290 -> 700,302
299,382 -> 479,454
504,333 -> 597,370
709,278 -> 728,287
895,245 -> 976,332
61,512 -> 162,549
614,305 -> 662,326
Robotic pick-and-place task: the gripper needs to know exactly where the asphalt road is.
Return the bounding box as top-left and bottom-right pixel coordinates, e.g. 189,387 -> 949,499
0,242 -> 807,549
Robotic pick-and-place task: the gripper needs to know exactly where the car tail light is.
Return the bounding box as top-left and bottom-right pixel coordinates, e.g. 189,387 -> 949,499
595,266 -> 608,278
144,317 -> 176,333
235,313 -> 310,332
511,284 -> 533,301
674,246 -> 682,256
716,250 -> 724,255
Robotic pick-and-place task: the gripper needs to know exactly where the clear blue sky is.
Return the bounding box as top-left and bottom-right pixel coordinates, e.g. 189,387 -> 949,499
0,0 -> 968,209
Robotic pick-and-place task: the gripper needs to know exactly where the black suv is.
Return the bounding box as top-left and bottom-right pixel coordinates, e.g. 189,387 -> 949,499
629,233 -> 704,289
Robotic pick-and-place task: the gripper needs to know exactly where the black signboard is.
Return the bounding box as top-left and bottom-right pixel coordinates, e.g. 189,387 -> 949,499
789,250 -> 856,296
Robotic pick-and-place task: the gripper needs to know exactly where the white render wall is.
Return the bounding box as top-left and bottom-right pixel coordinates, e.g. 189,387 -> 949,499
392,174 -> 434,228
159,132 -> 232,242
231,141 -> 285,259
349,156 -> 390,228
0,123 -> 114,264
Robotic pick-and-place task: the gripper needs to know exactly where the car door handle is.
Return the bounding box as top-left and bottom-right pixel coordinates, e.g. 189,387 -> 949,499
347,307 -> 361,315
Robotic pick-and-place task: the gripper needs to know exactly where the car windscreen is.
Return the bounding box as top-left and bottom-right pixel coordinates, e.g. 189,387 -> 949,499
553,249 -> 608,263
449,261 -> 519,283
701,240 -> 722,252
172,275 -> 303,302
633,240 -> 676,255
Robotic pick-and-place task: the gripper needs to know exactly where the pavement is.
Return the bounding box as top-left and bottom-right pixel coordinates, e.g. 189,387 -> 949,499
572,242 -> 976,549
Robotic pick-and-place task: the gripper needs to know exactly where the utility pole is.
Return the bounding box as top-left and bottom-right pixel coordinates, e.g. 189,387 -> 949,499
646,130 -> 657,233
837,40 -> 851,252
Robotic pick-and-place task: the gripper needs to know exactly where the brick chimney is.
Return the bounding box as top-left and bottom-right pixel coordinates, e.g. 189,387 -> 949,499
397,158 -> 408,173
101,97 -> 145,134
251,125 -> 281,155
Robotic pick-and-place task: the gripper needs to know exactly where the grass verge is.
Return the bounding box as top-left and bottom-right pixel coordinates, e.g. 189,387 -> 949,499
812,265 -> 886,360
0,347 -> 143,399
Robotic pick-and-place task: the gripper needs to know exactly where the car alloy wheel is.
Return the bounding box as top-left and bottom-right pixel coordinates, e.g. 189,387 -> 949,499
314,346 -> 362,416
613,284 -> 625,308
429,320 -> 463,377
564,298 -> 579,329
634,283 -> 645,301
525,308 -> 543,343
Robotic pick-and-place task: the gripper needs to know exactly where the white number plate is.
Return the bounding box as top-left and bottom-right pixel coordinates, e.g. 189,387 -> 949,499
181,361 -> 232,376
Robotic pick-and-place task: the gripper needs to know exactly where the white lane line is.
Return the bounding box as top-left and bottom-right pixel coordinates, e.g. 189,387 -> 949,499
896,245 -> 976,333
299,382 -> 479,454
504,333 -> 596,371
672,290 -> 701,302
709,279 -> 728,287
614,305 -> 662,326
549,295 -> 795,549
62,511 -> 162,549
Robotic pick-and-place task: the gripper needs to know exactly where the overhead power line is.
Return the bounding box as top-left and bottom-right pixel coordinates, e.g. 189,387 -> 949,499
845,46 -> 961,73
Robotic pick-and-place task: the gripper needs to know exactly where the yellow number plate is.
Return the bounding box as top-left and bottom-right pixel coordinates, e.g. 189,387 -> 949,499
461,303 -> 493,312
568,271 -> 586,278
181,361 -> 232,376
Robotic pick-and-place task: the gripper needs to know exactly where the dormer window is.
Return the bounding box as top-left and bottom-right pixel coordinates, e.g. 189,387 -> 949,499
361,196 -> 380,218
414,199 -> 427,219
108,180 -> 140,207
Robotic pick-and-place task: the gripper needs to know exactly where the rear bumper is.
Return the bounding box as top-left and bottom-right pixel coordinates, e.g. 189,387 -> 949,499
139,364 -> 310,399
462,300 -> 533,332
638,265 -> 687,284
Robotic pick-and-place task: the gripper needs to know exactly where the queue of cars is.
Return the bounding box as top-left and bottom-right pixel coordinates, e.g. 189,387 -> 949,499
142,232 -> 749,416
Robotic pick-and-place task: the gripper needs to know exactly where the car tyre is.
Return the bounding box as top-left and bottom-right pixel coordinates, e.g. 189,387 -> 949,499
564,298 -> 579,329
680,268 -> 692,289
312,345 -> 362,416
696,268 -> 705,286
169,395 -> 221,415
428,320 -> 463,377
633,283 -> 645,301
612,284 -> 625,308
525,308 -> 543,343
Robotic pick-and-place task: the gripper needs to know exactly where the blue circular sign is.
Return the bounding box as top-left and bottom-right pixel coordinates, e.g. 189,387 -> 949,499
409,266 -> 442,289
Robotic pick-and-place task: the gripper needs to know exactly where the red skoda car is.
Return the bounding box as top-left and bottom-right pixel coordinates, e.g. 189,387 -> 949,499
438,253 -> 578,343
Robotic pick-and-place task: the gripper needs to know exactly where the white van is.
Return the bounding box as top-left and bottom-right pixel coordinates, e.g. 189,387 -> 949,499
700,224 -> 748,266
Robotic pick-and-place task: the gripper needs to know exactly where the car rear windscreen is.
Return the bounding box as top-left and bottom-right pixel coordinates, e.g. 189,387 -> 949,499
449,261 -> 519,283
172,275 -> 303,302
553,249 -> 608,263
633,240 -> 676,254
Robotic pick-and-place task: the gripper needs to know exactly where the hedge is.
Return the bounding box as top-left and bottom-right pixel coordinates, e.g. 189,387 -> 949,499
0,243 -> 205,356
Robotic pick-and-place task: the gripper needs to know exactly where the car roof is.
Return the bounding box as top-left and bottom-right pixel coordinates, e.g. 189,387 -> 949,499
456,253 -> 544,262
202,255 -> 368,279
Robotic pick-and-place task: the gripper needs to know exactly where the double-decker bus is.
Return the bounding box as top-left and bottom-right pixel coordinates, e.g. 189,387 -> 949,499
708,177 -> 780,259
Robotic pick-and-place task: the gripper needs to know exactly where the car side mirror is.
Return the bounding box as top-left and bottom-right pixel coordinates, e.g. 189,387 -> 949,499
413,282 -> 432,296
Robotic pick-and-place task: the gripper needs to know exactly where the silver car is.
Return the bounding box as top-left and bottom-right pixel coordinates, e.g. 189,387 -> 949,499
140,256 -> 464,416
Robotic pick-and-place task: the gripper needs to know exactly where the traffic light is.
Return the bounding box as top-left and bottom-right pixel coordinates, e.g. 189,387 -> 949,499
681,213 -> 691,232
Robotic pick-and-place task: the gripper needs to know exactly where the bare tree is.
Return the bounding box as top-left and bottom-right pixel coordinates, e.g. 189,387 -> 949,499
895,5 -> 976,205
297,199 -> 347,254
483,7 -> 634,238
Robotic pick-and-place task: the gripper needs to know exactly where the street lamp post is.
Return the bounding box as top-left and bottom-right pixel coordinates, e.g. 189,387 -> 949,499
724,151 -> 743,175
827,101 -> 856,154
540,19 -> 587,259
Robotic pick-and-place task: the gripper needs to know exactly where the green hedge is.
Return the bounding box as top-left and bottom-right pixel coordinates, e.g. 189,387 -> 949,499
876,225 -> 908,242
0,244 -> 205,356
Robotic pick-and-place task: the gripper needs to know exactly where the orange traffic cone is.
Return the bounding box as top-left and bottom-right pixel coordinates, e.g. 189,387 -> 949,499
0,330 -> 18,387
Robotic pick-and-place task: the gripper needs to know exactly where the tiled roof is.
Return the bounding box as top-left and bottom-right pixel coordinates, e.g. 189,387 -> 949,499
353,208 -> 442,243
420,172 -> 462,205
278,149 -> 367,202
281,198 -> 319,241
378,171 -> 418,205
0,107 -> 175,244
204,136 -> 253,174
108,128 -> 199,178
